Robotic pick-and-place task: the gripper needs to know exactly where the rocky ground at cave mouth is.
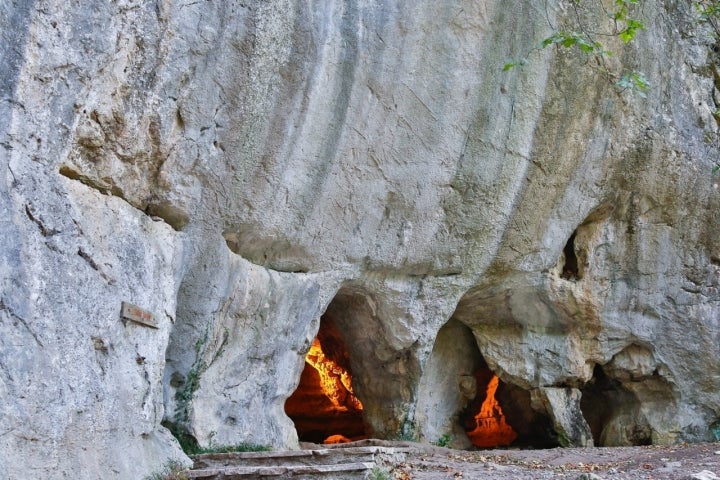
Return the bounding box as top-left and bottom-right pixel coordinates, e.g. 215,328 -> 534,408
368,441 -> 720,479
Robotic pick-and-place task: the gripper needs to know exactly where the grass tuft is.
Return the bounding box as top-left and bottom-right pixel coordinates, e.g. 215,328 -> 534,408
367,466 -> 392,480
143,460 -> 189,480
190,443 -> 272,455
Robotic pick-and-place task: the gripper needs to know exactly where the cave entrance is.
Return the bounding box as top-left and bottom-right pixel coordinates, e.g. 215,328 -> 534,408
461,355 -> 557,449
463,363 -> 517,447
285,314 -> 367,444
580,365 -> 652,446
418,318 -> 556,449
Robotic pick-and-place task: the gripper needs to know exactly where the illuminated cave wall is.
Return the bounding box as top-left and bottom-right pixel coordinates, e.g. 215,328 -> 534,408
417,318 -> 557,449
284,283 -> 671,449
285,315 -> 366,443
464,369 -> 517,448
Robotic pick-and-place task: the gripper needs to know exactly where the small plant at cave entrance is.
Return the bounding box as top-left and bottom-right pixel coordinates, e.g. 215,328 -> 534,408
432,434 -> 453,448
367,466 -> 392,480
185,430 -> 271,455
191,442 -> 271,455
392,431 -> 418,442
169,431 -> 270,455
143,460 -> 189,480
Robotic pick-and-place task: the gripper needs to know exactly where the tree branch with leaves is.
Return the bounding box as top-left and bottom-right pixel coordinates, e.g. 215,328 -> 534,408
504,0 -> 649,96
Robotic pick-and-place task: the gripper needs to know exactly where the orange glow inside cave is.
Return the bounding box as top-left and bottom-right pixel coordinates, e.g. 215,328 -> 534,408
304,339 -> 363,412
466,374 -> 518,448
285,315 -> 366,444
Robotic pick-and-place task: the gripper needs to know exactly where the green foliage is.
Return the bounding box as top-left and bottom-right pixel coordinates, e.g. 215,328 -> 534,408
540,31 -> 607,54
694,0 -> 720,37
615,71 -> 650,96
392,431 -> 418,442
169,324 -> 214,454
143,460 -> 189,480
176,433 -> 199,455
167,427 -> 271,456
368,466 -> 392,480
432,434 -> 453,448
393,417 -> 418,442
619,18 -> 645,42
503,0 -> 649,96
167,423 -> 271,455
612,0 -> 645,43
503,58 -> 527,71
169,359 -> 208,453
175,362 -> 206,405
188,442 -> 271,455
697,0 -> 720,18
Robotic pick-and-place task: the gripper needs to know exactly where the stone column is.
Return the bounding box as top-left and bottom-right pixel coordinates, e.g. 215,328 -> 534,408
531,387 -> 594,447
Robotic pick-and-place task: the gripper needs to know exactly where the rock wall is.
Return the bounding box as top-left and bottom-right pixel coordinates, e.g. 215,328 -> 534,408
1,0 -> 719,478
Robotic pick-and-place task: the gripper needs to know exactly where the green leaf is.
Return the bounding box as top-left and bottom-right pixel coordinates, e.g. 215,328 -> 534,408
619,29 -> 635,42
613,5 -> 628,21
502,58 -> 527,71
619,18 -> 645,43
627,19 -> 645,30
561,36 -> 578,48
713,164 -> 720,174
616,72 -> 650,97
540,32 -> 562,48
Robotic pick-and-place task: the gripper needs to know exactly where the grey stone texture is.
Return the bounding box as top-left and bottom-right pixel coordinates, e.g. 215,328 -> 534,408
1,0 -> 719,478
531,387 -> 593,447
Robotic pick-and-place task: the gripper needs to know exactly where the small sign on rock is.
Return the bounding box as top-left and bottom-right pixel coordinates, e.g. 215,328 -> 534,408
121,301 -> 158,329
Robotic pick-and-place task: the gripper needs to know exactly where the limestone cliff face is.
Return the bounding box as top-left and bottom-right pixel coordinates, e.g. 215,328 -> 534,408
2,0 -> 720,478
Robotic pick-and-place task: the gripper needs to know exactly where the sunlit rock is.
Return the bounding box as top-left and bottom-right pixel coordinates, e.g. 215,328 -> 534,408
1,0 -> 719,478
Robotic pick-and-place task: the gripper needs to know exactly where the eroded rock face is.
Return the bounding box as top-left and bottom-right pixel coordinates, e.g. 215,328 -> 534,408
2,0 -> 720,477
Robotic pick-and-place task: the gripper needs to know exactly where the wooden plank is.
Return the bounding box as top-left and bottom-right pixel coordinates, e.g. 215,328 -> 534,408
121,301 -> 158,329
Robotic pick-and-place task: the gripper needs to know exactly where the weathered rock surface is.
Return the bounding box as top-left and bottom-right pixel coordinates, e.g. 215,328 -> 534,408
1,0 -> 719,478
531,387 -> 593,448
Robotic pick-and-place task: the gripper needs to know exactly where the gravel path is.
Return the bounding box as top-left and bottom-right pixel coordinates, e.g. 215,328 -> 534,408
380,442 -> 720,480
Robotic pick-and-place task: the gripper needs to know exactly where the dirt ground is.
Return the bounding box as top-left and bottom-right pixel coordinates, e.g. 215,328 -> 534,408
379,442 -> 720,480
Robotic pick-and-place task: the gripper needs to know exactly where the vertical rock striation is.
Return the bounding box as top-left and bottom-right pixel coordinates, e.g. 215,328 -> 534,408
1,0 -> 719,478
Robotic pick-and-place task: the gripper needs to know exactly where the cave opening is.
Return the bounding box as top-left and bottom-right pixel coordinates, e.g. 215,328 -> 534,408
419,318 -> 556,449
285,314 -> 367,444
463,363 -> 517,448
580,365 -> 652,446
561,230 -> 580,280
461,356 -> 557,449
